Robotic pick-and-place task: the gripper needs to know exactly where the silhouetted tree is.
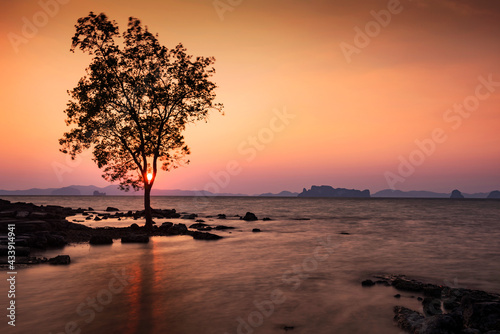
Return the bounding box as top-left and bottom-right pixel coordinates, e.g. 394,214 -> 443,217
60,12 -> 222,228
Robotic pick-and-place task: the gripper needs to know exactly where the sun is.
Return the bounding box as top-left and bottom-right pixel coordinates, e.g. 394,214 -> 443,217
146,173 -> 153,181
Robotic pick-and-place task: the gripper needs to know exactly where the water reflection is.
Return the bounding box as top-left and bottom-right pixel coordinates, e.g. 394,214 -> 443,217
124,240 -> 161,334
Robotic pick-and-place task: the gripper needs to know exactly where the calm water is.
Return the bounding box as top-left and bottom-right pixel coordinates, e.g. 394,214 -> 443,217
1,196 -> 500,334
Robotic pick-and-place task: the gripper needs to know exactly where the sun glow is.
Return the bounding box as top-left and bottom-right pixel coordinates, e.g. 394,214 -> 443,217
147,173 -> 153,182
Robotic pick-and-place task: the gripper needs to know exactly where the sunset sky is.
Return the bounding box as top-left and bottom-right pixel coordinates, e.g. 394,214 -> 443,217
1,0 -> 499,194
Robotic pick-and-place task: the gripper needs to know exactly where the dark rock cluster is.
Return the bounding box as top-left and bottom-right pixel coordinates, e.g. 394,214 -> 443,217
189,222 -> 235,232
363,275 -> 500,333
242,212 -> 258,221
0,199 -> 225,267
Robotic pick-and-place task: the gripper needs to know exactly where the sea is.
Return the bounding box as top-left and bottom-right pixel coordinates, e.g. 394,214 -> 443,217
1,196 -> 500,334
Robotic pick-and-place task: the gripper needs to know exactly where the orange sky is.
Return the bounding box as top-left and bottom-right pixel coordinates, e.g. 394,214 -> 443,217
1,0 -> 499,194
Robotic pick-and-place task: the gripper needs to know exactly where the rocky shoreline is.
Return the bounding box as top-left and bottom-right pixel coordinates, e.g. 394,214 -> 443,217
0,199 -> 247,266
362,275 -> 500,333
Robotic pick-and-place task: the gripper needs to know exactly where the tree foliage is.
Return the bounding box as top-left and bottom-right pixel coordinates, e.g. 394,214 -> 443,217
60,12 -> 222,192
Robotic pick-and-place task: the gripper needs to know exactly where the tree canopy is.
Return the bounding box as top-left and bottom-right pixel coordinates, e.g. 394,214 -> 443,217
60,12 -> 222,226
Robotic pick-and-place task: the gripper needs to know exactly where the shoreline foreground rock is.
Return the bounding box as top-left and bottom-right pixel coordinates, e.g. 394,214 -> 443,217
362,274 -> 500,333
0,199 -> 223,265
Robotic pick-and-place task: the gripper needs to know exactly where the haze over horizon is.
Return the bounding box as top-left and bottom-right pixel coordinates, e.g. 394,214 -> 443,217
1,0 -> 500,194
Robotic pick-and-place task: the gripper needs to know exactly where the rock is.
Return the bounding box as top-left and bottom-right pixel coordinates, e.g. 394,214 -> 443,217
16,211 -> 30,218
394,294 -> 401,298
191,231 -> 223,240
339,232 -> 350,235
195,219 -> 205,223
262,217 -> 272,221
189,223 -> 212,231
463,299 -> 500,332
94,216 -> 102,221
46,234 -> 67,247
30,212 -> 49,219
450,189 -> 465,199
0,246 -> 30,256
106,207 -> 119,212
121,235 -> 149,243
375,280 -> 391,286
89,236 -> 113,245
49,255 -> 71,265
420,314 -> 462,333
0,211 -> 15,218
393,306 -> 425,332
487,190 -> 500,199
182,213 -> 197,220
160,222 -> 173,230
88,207 -> 94,211
361,279 -> 375,287
160,209 -> 180,219
252,228 -> 261,233
386,276 -> 500,334
23,256 -> 49,264
443,298 -> 460,312
423,284 -> 443,298
423,297 -> 443,316
27,232 -> 49,249
130,223 -> 140,230
242,212 -> 258,221
217,214 -> 226,219
167,223 -> 188,235
392,277 -> 424,292
214,225 -> 235,230
14,238 -> 29,247
461,329 -> 481,334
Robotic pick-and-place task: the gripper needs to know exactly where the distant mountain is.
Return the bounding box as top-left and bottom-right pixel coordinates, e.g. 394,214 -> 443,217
0,188 -> 57,196
51,187 -> 81,196
258,191 -> 299,197
450,189 -> 464,199
487,191 -> 500,199
1,185 -> 497,199
462,192 -> 491,199
151,189 -> 247,197
373,189 -> 449,198
0,185 -> 247,197
0,185 -> 118,196
373,189 -> 491,198
298,185 -> 370,198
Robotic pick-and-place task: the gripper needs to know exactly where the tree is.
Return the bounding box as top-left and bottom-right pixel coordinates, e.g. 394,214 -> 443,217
60,12 -> 222,228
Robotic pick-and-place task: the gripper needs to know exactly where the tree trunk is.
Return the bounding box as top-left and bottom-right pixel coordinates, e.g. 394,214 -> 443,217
144,184 -> 153,229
